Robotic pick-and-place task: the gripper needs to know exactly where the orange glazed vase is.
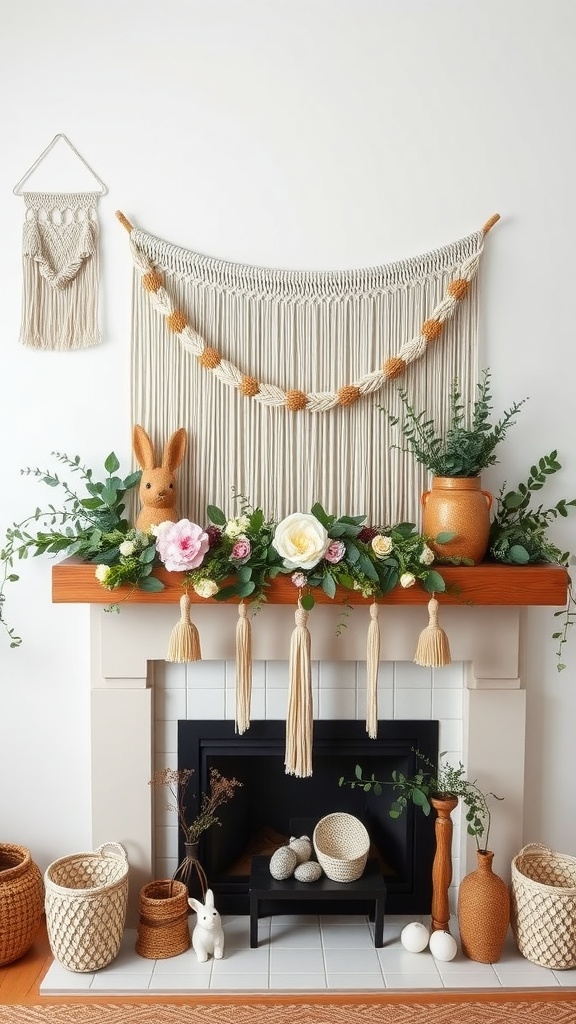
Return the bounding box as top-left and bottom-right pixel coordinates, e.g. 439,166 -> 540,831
457,850 -> 510,963
422,476 -> 493,564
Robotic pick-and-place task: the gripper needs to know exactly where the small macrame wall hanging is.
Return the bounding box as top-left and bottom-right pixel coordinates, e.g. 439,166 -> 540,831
13,134 -> 107,350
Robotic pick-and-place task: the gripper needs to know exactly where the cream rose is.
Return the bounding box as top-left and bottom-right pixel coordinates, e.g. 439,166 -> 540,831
193,579 -> 219,599
419,544 -> 435,565
400,572 -> 416,589
371,534 -> 393,558
224,515 -> 250,539
119,540 -> 135,557
95,564 -> 111,583
272,513 -> 330,570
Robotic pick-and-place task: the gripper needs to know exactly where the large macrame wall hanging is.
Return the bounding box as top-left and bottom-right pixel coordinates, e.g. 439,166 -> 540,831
119,212 -> 497,528
13,135 -> 107,350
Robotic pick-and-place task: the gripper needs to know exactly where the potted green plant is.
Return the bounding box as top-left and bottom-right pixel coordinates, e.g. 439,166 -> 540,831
386,369 -> 527,563
339,753 -> 509,959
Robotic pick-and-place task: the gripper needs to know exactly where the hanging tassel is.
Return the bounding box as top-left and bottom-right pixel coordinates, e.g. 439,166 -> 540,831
366,602 -> 380,739
285,602 -> 313,778
167,593 -> 201,663
235,602 -> 252,735
414,596 -> 452,668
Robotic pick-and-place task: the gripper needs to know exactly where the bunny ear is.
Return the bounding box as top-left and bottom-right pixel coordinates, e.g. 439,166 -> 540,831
162,427 -> 187,472
133,425 -> 156,470
188,897 -> 203,913
205,888 -> 214,908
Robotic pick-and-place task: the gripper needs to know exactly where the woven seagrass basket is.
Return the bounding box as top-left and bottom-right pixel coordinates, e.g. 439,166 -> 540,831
313,812 -> 369,882
44,841 -> 129,972
136,879 -> 191,959
0,844 -> 44,966
511,842 -> 576,969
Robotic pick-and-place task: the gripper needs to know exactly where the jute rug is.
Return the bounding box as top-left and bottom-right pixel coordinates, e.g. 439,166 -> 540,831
1,1000 -> 576,1024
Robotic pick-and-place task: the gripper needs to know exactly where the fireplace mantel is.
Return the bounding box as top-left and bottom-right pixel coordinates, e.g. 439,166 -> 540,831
52,559 -> 569,606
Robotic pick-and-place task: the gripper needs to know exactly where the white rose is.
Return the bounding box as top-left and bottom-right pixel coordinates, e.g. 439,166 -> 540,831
119,540 -> 135,557
400,572 -> 416,589
371,534 -> 393,558
150,521 -> 172,538
419,545 -> 434,566
193,579 -> 219,599
95,564 -> 111,583
224,515 -> 250,539
273,513 -> 330,570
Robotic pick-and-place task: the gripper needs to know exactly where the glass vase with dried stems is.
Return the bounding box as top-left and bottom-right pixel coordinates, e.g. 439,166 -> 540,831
150,767 -> 243,900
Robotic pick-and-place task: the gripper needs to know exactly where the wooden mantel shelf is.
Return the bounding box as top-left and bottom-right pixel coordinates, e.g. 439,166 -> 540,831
52,559 -> 570,607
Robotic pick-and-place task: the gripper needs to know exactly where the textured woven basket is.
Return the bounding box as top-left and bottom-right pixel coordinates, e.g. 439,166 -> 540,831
313,813 -> 369,882
135,879 -> 191,959
511,843 -> 576,969
0,844 -> 44,966
44,841 -> 129,972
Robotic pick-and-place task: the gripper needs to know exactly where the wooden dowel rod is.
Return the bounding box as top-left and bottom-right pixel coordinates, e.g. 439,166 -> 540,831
115,210 -> 134,233
482,213 -> 500,235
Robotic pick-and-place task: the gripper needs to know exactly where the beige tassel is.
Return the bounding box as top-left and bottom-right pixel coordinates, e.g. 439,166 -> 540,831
285,603 -> 313,778
366,602 -> 380,739
235,602 -> 252,735
414,596 -> 452,667
167,593 -> 201,662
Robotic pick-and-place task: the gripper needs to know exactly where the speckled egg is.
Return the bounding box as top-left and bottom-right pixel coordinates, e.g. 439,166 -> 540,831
269,846 -> 298,880
294,861 -> 323,883
289,835 -> 313,864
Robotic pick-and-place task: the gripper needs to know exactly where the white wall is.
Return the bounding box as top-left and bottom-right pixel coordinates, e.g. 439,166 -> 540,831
1,0 -> 575,870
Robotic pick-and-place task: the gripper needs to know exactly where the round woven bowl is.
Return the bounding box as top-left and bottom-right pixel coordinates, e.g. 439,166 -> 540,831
313,813 -> 369,882
0,844 -> 44,966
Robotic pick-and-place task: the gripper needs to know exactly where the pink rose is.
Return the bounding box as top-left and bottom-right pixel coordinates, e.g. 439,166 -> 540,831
325,540 -> 346,564
155,519 -> 209,572
231,535 -> 251,564
291,571 -> 307,588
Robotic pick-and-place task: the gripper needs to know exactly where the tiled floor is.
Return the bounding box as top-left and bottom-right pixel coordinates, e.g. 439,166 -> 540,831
40,914 -> 576,995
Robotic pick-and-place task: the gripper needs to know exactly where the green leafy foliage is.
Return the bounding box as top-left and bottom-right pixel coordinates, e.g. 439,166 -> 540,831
339,750 -> 503,851
488,451 -> 576,671
386,369 -> 528,477
0,452 -> 158,646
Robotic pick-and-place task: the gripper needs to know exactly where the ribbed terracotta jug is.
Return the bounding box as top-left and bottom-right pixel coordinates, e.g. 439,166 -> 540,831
457,850 -> 510,963
422,477 -> 493,564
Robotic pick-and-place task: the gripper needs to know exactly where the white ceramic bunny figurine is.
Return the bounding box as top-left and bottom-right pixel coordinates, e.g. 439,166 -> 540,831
188,888 -> 225,962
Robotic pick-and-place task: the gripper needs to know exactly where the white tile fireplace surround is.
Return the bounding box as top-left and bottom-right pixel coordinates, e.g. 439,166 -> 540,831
86,600 -> 527,927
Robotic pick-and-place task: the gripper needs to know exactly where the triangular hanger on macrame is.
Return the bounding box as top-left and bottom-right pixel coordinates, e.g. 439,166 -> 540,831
12,134 -> 108,195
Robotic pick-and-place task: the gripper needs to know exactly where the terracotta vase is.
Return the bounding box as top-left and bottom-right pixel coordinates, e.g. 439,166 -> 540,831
430,795 -> 458,933
422,476 -> 493,564
457,849 -> 510,962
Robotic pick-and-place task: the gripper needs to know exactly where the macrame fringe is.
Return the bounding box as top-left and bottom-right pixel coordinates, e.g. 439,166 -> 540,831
285,603 -> 313,778
235,602 -> 252,735
414,597 -> 452,668
20,193 -> 101,350
167,593 -> 201,663
366,602 -> 380,739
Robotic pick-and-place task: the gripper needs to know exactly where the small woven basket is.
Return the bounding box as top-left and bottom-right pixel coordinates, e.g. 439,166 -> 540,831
136,879 -> 191,959
44,841 -> 129,973
0,844 -> 44,966
511,843 -> 576,969
313,812 -> 369,882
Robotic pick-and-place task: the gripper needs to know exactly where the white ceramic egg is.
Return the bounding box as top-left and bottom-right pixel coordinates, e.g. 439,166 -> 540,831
429,929 -> 458,961
400,921 -> 430,953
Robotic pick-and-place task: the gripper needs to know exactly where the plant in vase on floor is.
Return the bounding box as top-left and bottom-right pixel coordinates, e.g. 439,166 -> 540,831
384,368 -> 528,563
339,753 -> 510,963
150,766 -> 243,898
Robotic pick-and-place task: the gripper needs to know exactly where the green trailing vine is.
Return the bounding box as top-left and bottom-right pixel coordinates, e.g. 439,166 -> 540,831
489,451 -> 576,671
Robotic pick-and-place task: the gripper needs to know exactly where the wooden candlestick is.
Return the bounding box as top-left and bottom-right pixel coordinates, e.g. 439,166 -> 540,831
430,794 -> 458,932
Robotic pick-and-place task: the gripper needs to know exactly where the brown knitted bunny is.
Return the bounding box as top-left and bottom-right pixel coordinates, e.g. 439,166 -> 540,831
133,424 -> 187,532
